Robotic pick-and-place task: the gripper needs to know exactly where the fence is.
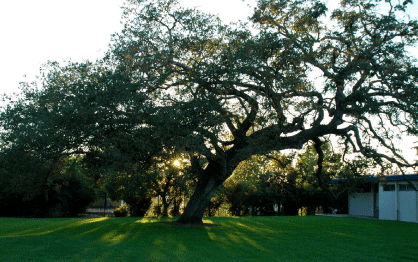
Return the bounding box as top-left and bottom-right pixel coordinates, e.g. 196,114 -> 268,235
84,196 -> 123,217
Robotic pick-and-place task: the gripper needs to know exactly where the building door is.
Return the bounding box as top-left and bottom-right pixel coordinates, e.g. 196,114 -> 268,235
398,184 -> 417,223
379,184 -> 396,221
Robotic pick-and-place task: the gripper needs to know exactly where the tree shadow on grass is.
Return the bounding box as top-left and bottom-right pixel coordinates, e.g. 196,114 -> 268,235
0,217 -> 280,261
69,217 -> 277,261
3,216 -> 417,261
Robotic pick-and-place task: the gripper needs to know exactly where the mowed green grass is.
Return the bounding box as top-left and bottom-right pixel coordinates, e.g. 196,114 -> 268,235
0,216 -> 417,262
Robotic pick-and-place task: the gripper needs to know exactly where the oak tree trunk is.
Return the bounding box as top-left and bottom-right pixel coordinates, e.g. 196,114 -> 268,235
161,196 -> 169,217
176,176 -> 220,224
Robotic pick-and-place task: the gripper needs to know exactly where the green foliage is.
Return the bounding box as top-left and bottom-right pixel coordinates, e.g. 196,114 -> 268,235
204,190 -> 224,217
149,157 -> 197,217
222,155 -> 289,216
102,157 -> 195,217
126,196 -> 153,217
104,170 -> 153,217
113,203 -> 129,217
0,151 -> 96,217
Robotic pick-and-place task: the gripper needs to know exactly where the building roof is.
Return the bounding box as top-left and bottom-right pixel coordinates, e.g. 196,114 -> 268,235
332,174 -> 418,184
380,174 -> 418,182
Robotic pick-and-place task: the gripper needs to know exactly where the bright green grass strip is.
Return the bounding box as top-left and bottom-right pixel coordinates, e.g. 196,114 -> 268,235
0,216 -> 417,261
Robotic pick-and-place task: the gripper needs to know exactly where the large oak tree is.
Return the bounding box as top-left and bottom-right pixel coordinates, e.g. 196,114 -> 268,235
1,0 -> 417,223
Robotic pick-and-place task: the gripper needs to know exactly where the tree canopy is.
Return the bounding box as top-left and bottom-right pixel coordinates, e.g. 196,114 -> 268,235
1,0 -> 418,223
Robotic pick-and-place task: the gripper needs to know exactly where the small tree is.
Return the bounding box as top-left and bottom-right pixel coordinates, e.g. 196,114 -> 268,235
149,157 -> 194,217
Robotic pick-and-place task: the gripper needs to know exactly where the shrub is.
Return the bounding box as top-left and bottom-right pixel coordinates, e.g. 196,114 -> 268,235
114,204 -> 129,217
126,196 -> 153,217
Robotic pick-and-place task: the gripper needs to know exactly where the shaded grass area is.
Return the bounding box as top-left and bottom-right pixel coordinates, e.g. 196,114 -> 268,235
0,216 -> 417,261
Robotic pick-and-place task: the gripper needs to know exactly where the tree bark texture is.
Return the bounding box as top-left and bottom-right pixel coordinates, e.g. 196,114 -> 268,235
176,176 -> 220,224
161,196 -> 169,217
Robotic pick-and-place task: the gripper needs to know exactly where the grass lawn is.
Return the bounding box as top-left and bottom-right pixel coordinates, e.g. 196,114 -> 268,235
0,216 -> 417,261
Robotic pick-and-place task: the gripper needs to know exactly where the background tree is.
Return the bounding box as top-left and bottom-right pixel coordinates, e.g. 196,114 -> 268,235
0,148 -> 95,217
105,170 -> 154,217
291,141 -> 366,214
222,154 -> 286,216
148,156 -> 195,217
221,142 -> 378,216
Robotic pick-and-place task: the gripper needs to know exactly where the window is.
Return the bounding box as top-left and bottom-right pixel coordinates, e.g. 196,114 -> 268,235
399,184 -> 416,191
383,184 -> 395,191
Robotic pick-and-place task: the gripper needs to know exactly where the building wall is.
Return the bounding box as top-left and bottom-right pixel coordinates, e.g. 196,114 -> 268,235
349,193 -> 375,217
346,175 -> 418,223
379,182 -> 418,223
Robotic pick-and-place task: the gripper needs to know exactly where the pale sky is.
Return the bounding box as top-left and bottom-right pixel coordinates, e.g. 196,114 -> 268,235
0,0 -> 417,162
0,0 -> 253,96
1,0 -> 416,95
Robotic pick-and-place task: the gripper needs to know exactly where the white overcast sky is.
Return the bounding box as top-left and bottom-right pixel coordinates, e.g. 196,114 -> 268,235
0,0 -> 253,95
0,0 -> 417,162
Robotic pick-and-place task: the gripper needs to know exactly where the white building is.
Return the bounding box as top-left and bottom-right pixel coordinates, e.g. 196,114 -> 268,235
348,174 -> 418,223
